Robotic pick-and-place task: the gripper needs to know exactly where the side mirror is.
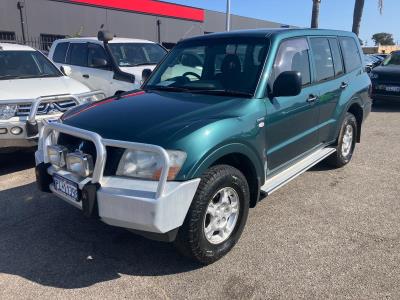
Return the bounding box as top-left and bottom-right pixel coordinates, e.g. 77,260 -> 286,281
91,57 -> 109,68
365,66 -> 372,73
272,71 -> 302,98
142,68 -> 152,83
60,65 -> 72,76
97,30 -> 114,43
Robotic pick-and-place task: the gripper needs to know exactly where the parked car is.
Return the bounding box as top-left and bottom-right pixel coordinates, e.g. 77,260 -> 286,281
364,54 -> 381,72
48,32 -> 168,97
0,43 -> 105,150
35,29 -> 371,264
370,50 -> 400,102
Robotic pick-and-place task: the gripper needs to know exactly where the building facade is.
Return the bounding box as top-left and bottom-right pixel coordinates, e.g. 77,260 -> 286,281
0,0 -> 290,50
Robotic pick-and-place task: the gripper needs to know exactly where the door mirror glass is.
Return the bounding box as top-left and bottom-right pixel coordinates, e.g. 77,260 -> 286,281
60,65 -> 72,76
91,57 -> 109,68
142,68 -> 152,83
272,71 -> 302,97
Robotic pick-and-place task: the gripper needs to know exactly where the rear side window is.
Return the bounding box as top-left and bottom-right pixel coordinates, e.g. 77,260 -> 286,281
339,37 -> 362,72
53,42 -> 69,63
87,43 -> 108,68
68,43 -> 88,67
272,38 -> 311,86
310,38 -> 334,82
328,38 -> 344,76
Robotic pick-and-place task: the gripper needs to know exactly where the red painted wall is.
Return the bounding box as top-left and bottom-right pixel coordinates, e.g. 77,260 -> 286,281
65,0 -> 205,22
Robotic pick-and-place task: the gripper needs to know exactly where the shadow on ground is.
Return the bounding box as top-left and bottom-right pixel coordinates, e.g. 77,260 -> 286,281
0,149 -> 36,176
0,182 -> 200,289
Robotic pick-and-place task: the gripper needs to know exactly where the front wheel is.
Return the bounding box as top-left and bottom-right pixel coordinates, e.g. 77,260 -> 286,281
327,112 -> 357,168
174,165 -> 250,265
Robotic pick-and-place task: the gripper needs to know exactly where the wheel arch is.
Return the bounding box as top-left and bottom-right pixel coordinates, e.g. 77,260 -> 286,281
189,143 -> 264,208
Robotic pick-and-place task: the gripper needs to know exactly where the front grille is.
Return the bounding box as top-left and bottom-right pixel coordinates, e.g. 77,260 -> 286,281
56,133 -> 125,176
15,98 -> 77,117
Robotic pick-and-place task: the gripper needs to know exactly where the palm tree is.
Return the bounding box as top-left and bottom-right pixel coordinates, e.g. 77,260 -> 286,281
311,0 -> 321,28
352,0 -> 384,36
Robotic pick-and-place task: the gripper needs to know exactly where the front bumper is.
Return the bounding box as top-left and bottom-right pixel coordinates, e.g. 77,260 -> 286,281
371,92 -> 400,102
35,121 -> 200,235
1,91 -> 105,149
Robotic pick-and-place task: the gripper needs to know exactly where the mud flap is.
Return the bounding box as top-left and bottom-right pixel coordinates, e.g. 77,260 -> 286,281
35,162 -> 52,193
82,183 -> 100,218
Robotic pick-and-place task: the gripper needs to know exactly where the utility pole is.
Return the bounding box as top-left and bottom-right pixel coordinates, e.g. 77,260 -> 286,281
17,1 -> 26,44
225,0 -> 231,32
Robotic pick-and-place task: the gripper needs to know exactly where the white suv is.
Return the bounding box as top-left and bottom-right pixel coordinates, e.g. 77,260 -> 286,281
49,32 -> 167,97
0,43 -> 105,150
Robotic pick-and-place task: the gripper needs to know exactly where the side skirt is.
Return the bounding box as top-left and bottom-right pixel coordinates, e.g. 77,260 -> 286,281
261,147 -> 336,195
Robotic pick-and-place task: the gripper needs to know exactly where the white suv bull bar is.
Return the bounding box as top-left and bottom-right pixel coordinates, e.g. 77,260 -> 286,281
37,121 -> 200,234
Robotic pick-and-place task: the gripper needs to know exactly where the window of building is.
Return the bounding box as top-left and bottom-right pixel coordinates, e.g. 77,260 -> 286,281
0,31 -> 16,42
339,37 -> 362,73
328,38 -> 344,76
272,38 -> 311,86
310,38 -> 335,82
53,42 -> 69,63
40,34 -> 65,51
68,43 -> 88,67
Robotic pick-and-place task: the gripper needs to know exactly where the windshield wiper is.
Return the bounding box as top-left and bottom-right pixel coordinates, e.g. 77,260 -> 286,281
131,62 -> 157,67
188,89 -> 253,97
0,75 -> 20,80
145,85 -> 190,92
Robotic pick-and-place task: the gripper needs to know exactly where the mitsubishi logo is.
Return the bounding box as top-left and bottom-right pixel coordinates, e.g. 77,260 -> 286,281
38,102 -> 65,115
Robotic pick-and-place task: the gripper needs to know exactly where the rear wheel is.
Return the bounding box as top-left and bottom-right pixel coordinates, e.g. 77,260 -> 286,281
174,165 -> 250,265
327,112 -> 357,168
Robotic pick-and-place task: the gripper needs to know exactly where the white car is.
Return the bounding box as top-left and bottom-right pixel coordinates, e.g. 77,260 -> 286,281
48,32 -> 167,97
0,43 -> 105,150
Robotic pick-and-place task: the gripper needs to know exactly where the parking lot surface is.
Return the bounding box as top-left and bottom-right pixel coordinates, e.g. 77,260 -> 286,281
0,103 -> 399,300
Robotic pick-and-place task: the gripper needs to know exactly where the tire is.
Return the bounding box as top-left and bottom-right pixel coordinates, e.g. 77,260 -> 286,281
327,112 -> 357,168
174,165 -> 250,265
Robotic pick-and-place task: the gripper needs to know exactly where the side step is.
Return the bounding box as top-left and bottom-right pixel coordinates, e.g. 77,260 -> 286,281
261,147 -> 336,195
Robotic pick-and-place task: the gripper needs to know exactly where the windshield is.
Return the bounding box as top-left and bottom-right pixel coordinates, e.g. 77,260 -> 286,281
109,43 -> 167,67
145,37 -> 269,96
0,50 -> 62,80
382,52 -> 400,66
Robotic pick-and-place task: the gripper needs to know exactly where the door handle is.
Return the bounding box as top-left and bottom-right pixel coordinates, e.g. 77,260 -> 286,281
82,74 -> 90,79
307,94 -> 318,103
340,82 -> 348,89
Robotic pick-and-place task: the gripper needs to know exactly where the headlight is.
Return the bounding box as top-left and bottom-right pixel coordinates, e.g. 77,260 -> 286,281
0,104 -> 17,120
78,92 -> 106,103
370,73 -> 379,79
66,152 -> 94,177
116,150 -> 187,181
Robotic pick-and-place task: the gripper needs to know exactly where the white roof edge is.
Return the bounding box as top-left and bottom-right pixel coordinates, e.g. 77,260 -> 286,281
0,43 -> 35,51
54,37 -> 156,44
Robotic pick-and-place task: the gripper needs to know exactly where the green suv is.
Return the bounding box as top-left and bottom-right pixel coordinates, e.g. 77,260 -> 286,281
35,29 -> 372,264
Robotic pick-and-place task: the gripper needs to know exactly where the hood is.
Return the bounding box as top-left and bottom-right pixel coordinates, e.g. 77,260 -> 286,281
62,90 -> 247,145
0,76 -> 91,100
119,65 -> 157,83
372,65 -> 400,76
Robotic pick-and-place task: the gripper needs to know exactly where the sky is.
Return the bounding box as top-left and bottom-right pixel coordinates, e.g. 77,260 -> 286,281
168,0 -> 399,46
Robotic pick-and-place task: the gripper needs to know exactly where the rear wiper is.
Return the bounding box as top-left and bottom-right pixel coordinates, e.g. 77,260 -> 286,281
189,89 -> 253,97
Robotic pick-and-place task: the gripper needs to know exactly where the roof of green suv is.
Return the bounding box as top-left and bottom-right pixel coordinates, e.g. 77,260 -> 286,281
181,28 -> 357,43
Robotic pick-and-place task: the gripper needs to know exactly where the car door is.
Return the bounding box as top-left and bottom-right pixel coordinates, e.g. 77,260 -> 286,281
82,43 -> 116,96
309,37 -> 344,144
265,37 -> 320,173
65,42 -> 89,85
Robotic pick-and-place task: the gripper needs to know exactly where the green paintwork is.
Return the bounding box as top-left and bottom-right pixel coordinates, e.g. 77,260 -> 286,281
61,28 -> 371,184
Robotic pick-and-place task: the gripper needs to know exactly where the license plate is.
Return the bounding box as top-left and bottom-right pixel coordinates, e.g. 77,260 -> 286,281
385,86 -> 400,92
53,175 -> 79,201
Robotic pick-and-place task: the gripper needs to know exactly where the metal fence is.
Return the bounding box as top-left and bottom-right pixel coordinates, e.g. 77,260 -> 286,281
0,34 -> 66,53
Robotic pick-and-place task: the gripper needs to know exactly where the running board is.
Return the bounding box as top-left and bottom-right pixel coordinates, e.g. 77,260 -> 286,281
261,147 -> 336,195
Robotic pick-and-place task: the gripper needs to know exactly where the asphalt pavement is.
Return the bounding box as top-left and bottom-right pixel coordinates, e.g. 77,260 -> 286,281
0,102 -> 399,299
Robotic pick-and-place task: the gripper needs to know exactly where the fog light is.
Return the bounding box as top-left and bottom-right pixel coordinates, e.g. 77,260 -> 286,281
0,128 -> 7,134
10,126 -> 23,135
47,145 -> 67,168
66,152 -> 94,177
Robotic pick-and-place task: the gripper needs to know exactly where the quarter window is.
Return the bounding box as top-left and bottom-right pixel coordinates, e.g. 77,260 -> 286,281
328,38 -> 344,76
53,42 -> 69,63
339,37 -> 362,72
273,38 -> 311,86
310,38 -> 335,82
68,43 -> 88,67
